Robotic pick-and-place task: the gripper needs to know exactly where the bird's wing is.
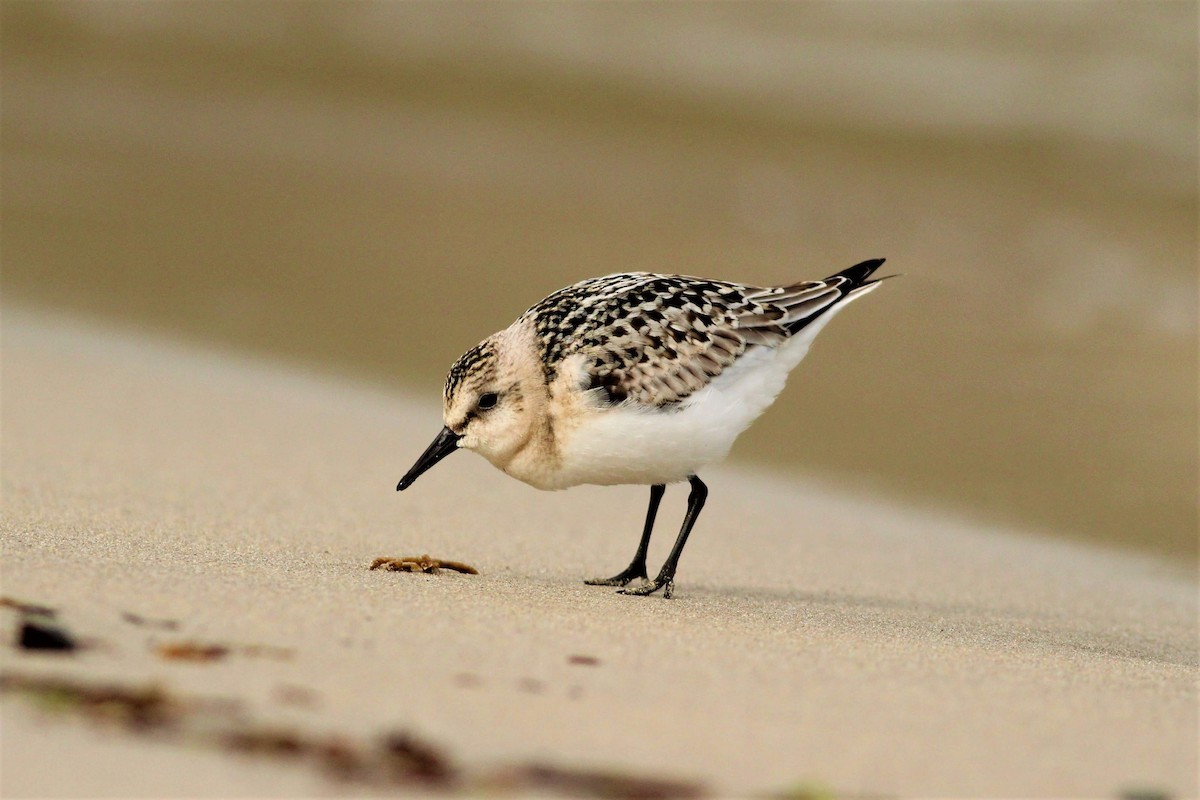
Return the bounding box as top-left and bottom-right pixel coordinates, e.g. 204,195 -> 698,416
530,260 -> 884,408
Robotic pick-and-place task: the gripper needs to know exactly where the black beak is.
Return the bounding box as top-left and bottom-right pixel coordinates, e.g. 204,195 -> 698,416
396,427 -> 462,491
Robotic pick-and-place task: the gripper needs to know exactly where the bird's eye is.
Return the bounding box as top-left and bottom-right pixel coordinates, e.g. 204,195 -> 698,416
478,392 -> 499,410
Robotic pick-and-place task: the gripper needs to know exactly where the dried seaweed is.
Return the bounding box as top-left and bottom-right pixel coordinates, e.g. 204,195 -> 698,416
156,641 -> 294,663
1,671 -> 455,787
2,672 -> 708,797
370,555 -> 478,574
0,673 -> 179,730
212,727 -> 456,785
568,654 -> 601,666
380,731 -> 455,783
157,642 -> 230,662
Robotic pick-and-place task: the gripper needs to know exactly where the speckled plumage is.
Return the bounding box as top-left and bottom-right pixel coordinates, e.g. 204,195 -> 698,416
518,270 -> 856,407
398,258 -> 890,598
443,339 -> 495,403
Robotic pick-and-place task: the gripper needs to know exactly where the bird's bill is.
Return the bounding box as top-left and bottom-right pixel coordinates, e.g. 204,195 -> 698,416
396,426 -> 462,491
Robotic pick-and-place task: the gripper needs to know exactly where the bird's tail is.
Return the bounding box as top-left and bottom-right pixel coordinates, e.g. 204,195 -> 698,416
774,257 -> 889,335
829,257 -> 887,290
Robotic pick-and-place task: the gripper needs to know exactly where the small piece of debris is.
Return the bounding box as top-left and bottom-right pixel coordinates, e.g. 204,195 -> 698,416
380,731 -> 455,783
370,555 -> 478,575
155,641 -> 294,663
568,654 -> 600,666
122,611 -> 180,630
157,642 -> 230,662
0,596 -> 57,617
18,619 -> 77,652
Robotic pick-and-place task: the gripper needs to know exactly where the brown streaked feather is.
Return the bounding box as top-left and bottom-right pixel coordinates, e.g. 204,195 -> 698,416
518,259 -> 885,408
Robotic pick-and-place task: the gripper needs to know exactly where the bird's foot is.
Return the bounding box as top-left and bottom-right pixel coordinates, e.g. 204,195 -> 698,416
584,563 -> 647,587
617,575 -> 674,599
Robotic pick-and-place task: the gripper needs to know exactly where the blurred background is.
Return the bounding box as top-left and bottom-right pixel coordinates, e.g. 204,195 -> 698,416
2,1 -> 1195,561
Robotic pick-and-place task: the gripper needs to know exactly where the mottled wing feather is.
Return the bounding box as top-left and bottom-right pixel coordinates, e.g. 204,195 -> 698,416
522,263 -> 878,408
746,281 -> 846,334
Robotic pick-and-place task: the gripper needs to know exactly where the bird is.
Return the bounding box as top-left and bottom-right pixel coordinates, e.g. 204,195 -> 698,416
397,258 -> 889,598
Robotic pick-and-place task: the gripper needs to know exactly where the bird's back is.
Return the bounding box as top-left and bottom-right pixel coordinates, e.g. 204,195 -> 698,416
522,261 -> 884,405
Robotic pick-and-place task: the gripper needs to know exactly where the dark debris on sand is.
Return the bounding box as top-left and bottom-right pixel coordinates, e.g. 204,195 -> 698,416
1,671 -> 705,797
156,641 -> 295,663
1,673 -> 185,731
18,619 -> 77,652
3,598 -> 77,653
1,597 -> 59,617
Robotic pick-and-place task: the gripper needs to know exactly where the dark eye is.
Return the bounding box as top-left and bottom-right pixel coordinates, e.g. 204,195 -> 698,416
478,392 -> 499,410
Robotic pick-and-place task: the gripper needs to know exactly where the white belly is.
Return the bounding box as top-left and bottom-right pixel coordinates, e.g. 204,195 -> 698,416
550,334 -> 816,488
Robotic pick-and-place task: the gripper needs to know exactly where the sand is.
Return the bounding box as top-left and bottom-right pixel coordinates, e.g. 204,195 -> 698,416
1,307 -> 1196,798
5,2 -> 1198,559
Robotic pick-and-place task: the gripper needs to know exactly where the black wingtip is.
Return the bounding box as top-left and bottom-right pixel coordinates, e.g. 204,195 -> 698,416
831,258 -> 887,286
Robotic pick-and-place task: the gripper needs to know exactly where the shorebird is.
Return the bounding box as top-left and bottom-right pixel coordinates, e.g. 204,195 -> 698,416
397,259 -> 889,598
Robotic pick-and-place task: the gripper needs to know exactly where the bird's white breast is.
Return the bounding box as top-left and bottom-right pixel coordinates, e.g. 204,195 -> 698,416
543,335 -> 808,487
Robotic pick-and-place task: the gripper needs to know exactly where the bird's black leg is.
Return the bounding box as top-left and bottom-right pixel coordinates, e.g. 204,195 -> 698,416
620,475 -> 707,599
585,483 -> 665,587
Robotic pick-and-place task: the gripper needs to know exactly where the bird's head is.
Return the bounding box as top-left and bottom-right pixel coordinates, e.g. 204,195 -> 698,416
397,328 -> 543,491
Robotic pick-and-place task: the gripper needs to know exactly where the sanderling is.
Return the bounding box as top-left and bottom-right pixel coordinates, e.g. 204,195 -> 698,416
397,258 -> 889,598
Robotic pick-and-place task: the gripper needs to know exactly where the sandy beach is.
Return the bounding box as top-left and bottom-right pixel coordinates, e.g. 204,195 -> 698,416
1,307 -> 1195,798
4,2 -> 1196,560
